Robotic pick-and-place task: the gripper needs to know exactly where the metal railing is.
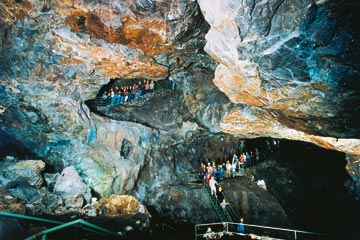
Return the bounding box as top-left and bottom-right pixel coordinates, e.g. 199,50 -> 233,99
203,180 -> 239,223
203,181 -> 227,222
0,211 -> 121,240
195,221 -> 327,240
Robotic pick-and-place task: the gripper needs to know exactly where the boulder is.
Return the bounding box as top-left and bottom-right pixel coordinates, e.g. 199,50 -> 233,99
53,166 -> 91,209
0,160 -> 45,188
96,195 -> 149,216
44,173 -> 60,191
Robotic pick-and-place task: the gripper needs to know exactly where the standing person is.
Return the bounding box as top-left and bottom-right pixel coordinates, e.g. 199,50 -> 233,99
205,169 -> 212,185
145,80 -> 150,93
211,162 -> 218,179
220,199 -> 230,214
222,222 -> 227,232
114,86 -> 120,104
110,88 -> 115,105
245,152 -> 251,167
240,153 -> 245,168
209,176 -> 218,196
218,164 -> 224,180
232,153 -> 238,162
225,160 -> 231,179
231,161 -> 236,178
237,218 -> 245,233
149,80 -> 155,92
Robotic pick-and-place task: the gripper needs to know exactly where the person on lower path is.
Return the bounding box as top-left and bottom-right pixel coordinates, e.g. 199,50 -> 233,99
237,218 -> 245,233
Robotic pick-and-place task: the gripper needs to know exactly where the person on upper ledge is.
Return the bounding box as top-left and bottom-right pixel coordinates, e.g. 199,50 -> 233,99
110,88 -> 115,106
114,86 -> 120,105
145,80 -> 150,93
149,80 -> 155,92
101,91 -> 108,100
141,80 -> 146,92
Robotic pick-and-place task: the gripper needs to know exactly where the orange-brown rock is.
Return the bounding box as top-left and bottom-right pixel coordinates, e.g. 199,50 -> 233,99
0,188 -> 25,214
97,195 -> 148,216
0,0 -> 33,27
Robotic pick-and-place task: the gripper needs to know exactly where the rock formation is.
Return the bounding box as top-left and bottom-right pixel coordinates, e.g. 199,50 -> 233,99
0,0 -> 359,237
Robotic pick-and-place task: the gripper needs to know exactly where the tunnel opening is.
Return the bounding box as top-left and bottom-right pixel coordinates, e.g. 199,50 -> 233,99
163,134 -> 359,238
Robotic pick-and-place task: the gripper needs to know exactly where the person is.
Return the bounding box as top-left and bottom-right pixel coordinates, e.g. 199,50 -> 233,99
240,153 -> 245,168
101,91 -> 108,100
145,80 -> 150,93
169,77 -> 175,90
149,80 -> 155,92
237,218 -> 245,233
220,199 -> 230,214
209,176 -> 218,196
218,164 -> 224,180
141,80 -> 146,91
211,162 -> 217,179
231,161 -> 236,178
222,222 -> 227,232
245,152 -> 251,167
114,86 -> 120,104
232,153 -> 238,162
199,163 -> 205,176
205,169 -> 212,185
110,88 -> 115,105
217,186 -> 224,203
225,160 -> 231,179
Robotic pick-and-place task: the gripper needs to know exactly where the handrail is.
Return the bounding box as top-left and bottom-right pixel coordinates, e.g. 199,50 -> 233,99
211,190 -> 233,223
0,212 -> 65,225
25,219 -> 121,240
195,221 -> 326,240
203,182 -> 226,222
221,191 -> 239,222
0,211 -> 121,240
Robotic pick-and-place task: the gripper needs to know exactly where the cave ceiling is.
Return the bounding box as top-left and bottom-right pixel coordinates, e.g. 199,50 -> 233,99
0,0 -> 359,180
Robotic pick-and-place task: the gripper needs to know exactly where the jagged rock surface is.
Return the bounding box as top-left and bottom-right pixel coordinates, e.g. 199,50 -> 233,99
0,0 -> 359,234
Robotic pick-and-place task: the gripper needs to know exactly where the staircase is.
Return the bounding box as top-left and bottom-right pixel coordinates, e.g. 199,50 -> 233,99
203,182 -> 238,223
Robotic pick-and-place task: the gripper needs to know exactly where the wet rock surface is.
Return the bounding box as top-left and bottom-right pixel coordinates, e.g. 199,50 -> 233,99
0,159 -> 45,188
0,0 -> 359,239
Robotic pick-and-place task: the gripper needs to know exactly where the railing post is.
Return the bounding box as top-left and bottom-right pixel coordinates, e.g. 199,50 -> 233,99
195,225 -> 197,240
294,230 -> 297,240
41,234 -> 47,240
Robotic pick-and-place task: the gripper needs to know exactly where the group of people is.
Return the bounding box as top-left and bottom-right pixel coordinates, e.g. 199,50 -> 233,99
200,149 -> 263,234
101,80 -> 155,106
200,149 -> 260,184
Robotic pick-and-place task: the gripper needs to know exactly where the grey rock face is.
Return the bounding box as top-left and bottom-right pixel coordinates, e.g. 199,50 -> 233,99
53,166 -> 92,208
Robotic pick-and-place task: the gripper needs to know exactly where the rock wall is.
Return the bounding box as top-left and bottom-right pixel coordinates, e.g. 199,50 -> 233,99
0,0 -> 359,230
